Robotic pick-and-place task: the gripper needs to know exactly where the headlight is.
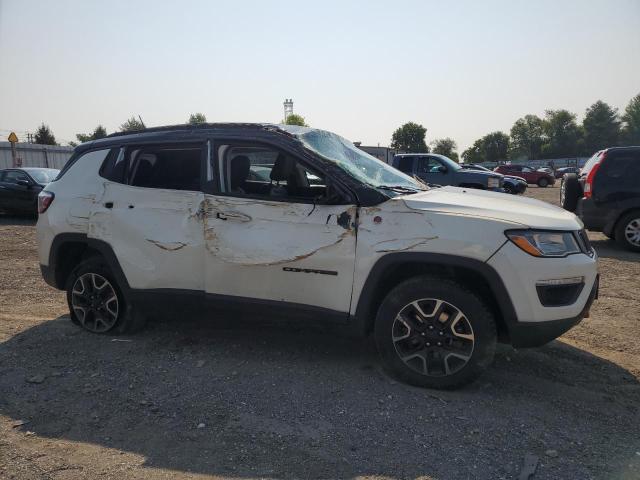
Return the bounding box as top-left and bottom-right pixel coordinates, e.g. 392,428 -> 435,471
505,230 -> 581,257
487,177 -> 500,188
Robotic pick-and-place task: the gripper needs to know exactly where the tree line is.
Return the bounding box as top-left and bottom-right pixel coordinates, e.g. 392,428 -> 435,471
390,93 -> 640,163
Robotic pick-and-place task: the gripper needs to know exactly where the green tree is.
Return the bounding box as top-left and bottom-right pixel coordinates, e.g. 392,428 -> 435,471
541,109 -> 581,158
582,101 -> 620,153
461,139 -> 484,163
431,137 -> 458,162
120,116 -> 145,132
390,122 -> 428,153
283,114 -> 307,126
462,131 -> 509,163
621,93 -> 640,146
188,113 -> 207,124
482,131 -> 510,162
76,124 -> 108,143
34,123 -> 57,145
509,114 -> 544,160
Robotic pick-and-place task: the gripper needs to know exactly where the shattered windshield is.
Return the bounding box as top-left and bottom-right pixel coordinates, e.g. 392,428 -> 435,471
291,127 -> 425,192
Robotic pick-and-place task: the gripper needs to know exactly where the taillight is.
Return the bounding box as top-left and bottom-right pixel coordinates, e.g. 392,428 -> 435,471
584,152 -> 604,199
38,191 -> 55,214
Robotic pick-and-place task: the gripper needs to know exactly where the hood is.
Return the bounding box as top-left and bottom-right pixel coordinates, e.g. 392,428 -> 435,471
401,186 -> 582,230
458,169 -> 502,179
503,175 -> 527,182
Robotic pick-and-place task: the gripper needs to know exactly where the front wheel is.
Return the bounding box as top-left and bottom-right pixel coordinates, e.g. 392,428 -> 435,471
537,177 -> 549,188
374,275 -> 496,389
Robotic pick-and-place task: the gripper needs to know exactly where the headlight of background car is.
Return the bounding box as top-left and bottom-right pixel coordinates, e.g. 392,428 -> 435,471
487,177 -> 500,188
505,230 -> 581,257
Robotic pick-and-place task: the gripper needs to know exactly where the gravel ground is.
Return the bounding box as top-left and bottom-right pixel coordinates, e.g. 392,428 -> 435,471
1,186 -> 639,480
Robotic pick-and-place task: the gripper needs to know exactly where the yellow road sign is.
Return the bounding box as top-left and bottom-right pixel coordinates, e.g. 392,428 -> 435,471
8,132 -> 18,143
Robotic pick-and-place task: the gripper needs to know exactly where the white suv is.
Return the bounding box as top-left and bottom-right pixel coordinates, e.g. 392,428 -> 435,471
36,124 -> 599,389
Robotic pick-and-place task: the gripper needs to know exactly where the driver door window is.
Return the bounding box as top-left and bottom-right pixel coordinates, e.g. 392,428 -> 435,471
217,144 -> 327,203
417,157 -> 445,174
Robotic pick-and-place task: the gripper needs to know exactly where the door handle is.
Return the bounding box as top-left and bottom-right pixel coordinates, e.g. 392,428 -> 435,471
104,202 -> 113,209
215,211 -> 251,222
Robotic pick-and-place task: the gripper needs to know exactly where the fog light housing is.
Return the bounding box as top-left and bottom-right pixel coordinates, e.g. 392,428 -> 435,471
536,277 -> 584,307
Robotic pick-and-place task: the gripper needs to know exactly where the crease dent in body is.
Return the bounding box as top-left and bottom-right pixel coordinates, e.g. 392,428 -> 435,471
374,236 -> 439,253
145,239 -> 188,251
207,229 -> 352,266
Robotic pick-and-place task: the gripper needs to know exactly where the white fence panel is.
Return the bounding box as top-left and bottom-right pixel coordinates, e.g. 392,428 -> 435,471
0,142 -> 74,170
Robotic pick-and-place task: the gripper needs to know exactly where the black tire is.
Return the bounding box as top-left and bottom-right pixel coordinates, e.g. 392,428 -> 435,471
537,177 -> 549,188
503,183 -> 515,195
560,174 -> 581,212
65,257 -> 146,334
374,275 -> 497,390
614,211 -> 640,252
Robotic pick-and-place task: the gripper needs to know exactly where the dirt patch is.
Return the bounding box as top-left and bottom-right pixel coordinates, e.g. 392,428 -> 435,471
1,189 -> 639,480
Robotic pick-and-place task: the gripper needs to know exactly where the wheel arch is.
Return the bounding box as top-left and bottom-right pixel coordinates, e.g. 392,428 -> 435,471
605,207 -> 640,238
46,233 -> 130,294
352,253 -> 517,342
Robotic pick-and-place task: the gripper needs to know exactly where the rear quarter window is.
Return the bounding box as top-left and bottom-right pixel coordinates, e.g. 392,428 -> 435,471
56,148 -> 115,181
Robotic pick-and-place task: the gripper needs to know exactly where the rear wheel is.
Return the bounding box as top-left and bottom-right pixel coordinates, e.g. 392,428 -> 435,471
560,174 -> 581,212
374,275 -> 496,389
615,211 -> 640,252
537,177 -> 549,188
65,257 -> 145,333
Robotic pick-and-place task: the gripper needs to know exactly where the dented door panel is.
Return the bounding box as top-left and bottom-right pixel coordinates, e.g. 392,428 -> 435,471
88,182 -> 205,291
203,195 -> 357,314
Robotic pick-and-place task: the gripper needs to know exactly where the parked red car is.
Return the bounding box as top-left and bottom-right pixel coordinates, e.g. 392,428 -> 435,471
493,165 -> 556,187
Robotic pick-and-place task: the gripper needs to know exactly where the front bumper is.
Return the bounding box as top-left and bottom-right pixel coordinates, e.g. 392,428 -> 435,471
487,240 -> 598,347
508,274 -> 598,348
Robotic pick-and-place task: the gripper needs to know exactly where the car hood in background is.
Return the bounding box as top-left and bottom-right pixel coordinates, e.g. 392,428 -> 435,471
401,186 -> 581,230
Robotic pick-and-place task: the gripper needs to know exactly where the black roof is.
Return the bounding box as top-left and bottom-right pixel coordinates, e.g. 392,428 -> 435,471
105,122 -> 289,138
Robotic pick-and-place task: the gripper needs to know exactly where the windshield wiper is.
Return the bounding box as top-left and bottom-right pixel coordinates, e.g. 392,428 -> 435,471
376,185 -> 425,193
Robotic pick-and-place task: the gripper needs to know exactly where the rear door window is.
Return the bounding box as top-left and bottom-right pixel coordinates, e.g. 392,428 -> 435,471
395,157 -> 414,174
126,144 -> 203,191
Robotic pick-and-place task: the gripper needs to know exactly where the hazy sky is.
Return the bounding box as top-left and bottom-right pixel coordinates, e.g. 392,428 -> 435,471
1,0 -> 639,151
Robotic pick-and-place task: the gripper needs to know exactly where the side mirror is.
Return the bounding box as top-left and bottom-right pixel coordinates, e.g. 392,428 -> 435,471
438,166 -> 447,174
16,179 -> 31,187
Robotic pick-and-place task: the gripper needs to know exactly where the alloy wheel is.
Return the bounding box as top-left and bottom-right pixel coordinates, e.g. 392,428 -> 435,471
71,273 -> 119,333
392,298 -> 474,377
624,218 -> 640,247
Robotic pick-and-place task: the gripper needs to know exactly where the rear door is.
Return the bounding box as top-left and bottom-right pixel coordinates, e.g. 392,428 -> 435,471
201,139 -> 357,317
88,143 -> 206,291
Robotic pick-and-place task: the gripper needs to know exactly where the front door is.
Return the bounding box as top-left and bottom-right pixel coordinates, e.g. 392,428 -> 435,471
416,156 -> 453,186
88,143 -> 206,291
202,141 -> 357,317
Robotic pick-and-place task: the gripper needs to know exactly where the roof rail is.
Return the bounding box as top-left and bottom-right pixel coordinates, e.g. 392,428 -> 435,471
105,122 -> 284,138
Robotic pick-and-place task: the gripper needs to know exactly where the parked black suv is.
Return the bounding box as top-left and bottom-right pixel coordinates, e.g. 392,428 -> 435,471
561,146 -> 640,251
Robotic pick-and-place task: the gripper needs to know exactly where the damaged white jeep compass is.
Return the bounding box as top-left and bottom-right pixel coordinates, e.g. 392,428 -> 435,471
37,124 -> 598,389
